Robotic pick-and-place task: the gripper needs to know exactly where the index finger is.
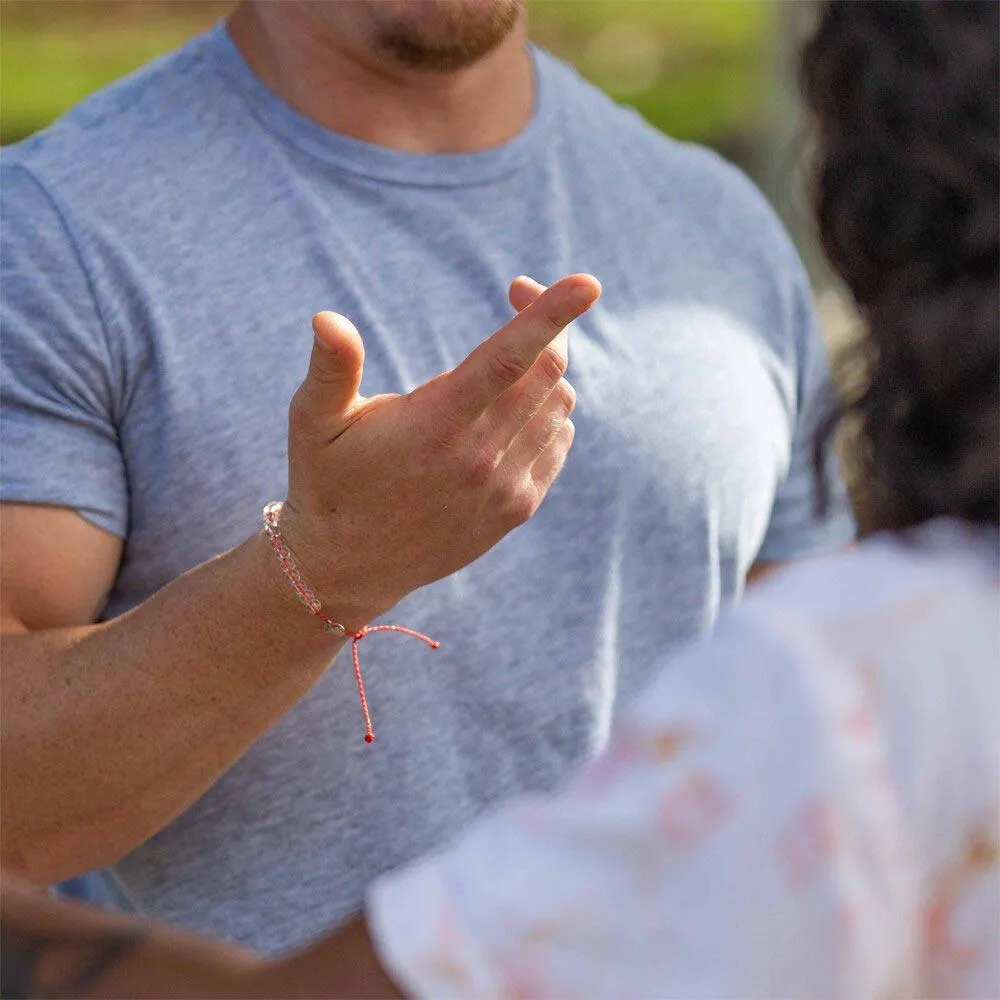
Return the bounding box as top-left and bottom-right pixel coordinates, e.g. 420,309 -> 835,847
445,273 -> 601,421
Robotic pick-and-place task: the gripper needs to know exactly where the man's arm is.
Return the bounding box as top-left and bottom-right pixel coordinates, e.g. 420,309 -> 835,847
0,503 -> 355,884
1,873 -> 397,1000
1,276 -> 600,883
1,874 -> 264,1000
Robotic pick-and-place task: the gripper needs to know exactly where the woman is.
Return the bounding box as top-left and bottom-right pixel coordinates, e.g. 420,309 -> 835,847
2,1 -> 997,997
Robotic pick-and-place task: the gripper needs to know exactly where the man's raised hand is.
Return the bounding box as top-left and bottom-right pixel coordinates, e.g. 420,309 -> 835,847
281,273 -> 601,626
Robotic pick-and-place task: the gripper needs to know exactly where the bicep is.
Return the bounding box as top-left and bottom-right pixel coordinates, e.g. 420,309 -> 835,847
1,504 -> 122,632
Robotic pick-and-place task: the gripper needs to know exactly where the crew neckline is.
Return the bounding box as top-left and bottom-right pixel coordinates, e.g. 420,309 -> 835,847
205,21 -> 551,188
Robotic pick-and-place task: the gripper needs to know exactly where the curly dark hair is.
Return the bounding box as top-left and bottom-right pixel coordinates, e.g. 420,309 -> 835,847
801,0 -> 999,532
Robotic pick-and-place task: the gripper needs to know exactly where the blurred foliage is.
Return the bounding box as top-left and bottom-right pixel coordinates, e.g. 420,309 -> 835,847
0,1 -> 222,144
532,1 -> 770,160
1,0 -> 771,156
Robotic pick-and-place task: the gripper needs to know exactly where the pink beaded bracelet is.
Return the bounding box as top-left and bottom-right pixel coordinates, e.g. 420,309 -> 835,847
262,501 -> 439,744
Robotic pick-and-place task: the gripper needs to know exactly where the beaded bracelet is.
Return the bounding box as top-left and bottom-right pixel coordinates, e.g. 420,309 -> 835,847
262,501 -> 439,744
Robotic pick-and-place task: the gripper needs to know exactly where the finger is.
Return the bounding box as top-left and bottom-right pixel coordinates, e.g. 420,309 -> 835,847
508,274 -> 546,313
445,273 -> 601,421
487,277 -> 568,446
291,312 -> 366,435
495,374 -> 575,460
307,311 -> 365,405
530,418 -> 576,494
486,299 -> 571,440
503,384 -> 575,470
507,274 -> 569,378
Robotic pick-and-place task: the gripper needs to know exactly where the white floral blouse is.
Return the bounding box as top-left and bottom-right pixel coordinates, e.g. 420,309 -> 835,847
370,521 -> 999,1000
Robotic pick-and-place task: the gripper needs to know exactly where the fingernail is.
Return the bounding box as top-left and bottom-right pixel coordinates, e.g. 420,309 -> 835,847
571,283 -> 596,306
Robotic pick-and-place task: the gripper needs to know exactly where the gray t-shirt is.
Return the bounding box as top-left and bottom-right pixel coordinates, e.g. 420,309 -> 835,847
1,25 -> 854,952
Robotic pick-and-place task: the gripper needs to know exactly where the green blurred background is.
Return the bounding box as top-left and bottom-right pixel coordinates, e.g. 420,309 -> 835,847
2,1 -> 775,146
9,2 -> 829,244
2,1 -> 823,253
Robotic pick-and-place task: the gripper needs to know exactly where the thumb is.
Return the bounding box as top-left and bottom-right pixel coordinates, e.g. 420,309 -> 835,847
302,311 -> 366,420
508,274 -> 546,313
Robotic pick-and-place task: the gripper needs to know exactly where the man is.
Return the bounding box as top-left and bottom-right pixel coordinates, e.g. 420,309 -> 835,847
0,0 -> 854,954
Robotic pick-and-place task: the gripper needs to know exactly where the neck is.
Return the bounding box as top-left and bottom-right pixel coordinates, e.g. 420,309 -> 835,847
227,4 -> 533,155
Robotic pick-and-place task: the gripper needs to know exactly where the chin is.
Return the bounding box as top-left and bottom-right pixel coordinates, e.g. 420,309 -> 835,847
371,0 -> 524,72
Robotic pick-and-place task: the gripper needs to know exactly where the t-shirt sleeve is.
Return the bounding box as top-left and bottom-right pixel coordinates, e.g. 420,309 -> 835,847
367,606 -> 917,999
757,269 -> 856,562
1,163 -> 128,537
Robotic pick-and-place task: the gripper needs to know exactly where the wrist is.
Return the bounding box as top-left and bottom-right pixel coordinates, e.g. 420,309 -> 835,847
243,530 -> 338,647
266,502 -> 395,632
257,500 -> 439,745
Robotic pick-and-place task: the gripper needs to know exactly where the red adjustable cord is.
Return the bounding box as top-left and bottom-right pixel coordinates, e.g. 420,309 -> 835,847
262,502 -> 439,743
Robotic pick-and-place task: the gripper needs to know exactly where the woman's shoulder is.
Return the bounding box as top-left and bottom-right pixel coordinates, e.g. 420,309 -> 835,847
743,519 -> 998,659
737,520 -> 998,831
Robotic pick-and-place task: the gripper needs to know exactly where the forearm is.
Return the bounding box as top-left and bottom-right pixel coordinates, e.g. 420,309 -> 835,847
1,874 -> 401,1000
1,529 -> 368,882
1,874 -> 263,999
248,916 -> 404,1000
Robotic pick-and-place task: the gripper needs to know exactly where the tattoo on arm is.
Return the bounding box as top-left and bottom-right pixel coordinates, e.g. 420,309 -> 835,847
1,924 -> 145,999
